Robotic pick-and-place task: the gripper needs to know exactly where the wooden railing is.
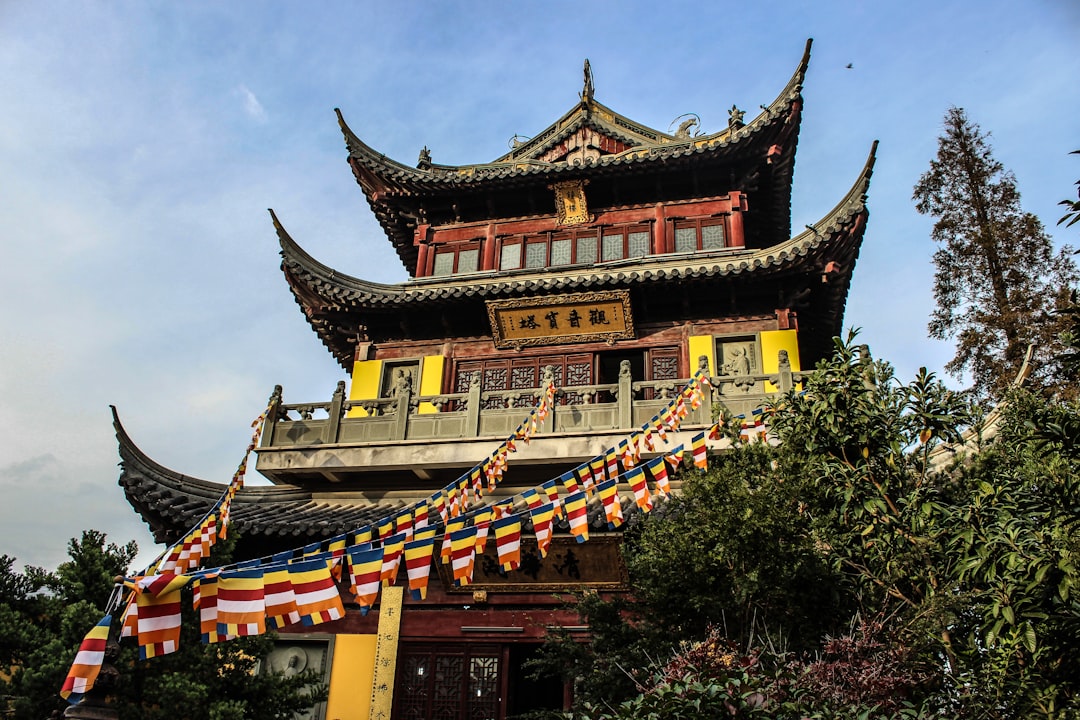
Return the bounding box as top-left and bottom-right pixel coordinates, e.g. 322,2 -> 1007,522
260,354 -> 800,449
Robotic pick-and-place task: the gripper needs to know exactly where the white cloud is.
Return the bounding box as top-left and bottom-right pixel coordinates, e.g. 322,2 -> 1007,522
238,84 -> 268,123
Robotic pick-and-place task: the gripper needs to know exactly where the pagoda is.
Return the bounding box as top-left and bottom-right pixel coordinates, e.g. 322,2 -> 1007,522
116,39 -> 875,720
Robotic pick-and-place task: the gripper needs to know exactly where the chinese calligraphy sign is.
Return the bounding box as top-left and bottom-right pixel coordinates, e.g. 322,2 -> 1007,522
487,290 -> 634,349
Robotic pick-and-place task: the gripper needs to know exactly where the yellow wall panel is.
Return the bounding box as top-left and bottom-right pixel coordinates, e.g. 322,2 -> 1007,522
417,355 -> 445,415
760,329 -> 800,393
324,634 -> 377,720
347,360 -> 383,418
687,335 -> 715,376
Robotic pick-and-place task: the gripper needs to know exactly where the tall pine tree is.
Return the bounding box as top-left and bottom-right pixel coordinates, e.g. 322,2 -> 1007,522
913,107 -> 1077,398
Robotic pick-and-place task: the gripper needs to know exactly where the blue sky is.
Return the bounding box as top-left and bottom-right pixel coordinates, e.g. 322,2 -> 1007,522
1,1 -> 1077,572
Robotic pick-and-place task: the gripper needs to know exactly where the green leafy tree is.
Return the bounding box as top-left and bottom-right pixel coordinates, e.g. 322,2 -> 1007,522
913,107 -> 1077,399
1058,150 -> 1080,229
0,531 -> 326,720
535,334 -> 1080,719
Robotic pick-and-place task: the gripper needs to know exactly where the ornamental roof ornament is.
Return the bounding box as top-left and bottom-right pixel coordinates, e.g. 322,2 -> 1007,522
581,59 -> 594,103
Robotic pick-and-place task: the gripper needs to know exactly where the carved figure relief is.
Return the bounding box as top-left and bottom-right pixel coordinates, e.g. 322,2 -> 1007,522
262,641 -> 330,720
718,338 -> 758,393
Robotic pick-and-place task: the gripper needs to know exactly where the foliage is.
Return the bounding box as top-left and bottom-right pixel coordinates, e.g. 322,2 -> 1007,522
912,107 -> 1077,399
0,531 -> 325,720
534,333 -> 1080,719
1058,150 -> 1080,229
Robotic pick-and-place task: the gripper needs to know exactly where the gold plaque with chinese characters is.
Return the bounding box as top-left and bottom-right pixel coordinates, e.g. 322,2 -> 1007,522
486,290 -> 635,348
551,179 -> 592,225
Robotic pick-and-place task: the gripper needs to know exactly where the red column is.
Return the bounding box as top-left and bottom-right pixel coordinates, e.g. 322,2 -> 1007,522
653,203 -> 667,254
728,192 -> 746,248
482,224 -> 497,270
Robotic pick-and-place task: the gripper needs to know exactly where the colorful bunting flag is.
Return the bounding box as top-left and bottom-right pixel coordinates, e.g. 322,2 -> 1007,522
450,526 -> 478,586
530,502 -> 557,558
380,532 -> 407,586
403,536 -> 436,600
541,480 -> 562,518
263,564 -> 300,630
346,546 -> 384,615
289,557 -> 344,626
626,466 -> 652,511
596,480 -> 624,530
691,431 -> 708,472
646,456 -> 671,498
216,568 -> 265,639
564,491 -> 590,543
493,515 -> 522,571
60,614 -> 112,703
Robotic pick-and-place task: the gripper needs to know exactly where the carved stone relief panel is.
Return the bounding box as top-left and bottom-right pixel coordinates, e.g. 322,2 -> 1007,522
261,638 -> 332,720
716,336 -> 760,393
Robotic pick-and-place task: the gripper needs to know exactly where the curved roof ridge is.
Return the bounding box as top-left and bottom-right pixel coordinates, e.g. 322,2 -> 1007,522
337,40 -> 812,180
789,139 -> 876,244
273,209 -> 410,297
113,404 -> 312,503
335,108 -> 434,184
280,139 -> 874,310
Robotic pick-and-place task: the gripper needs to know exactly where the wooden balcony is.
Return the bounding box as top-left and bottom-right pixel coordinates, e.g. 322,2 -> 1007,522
254,359 -> 798,485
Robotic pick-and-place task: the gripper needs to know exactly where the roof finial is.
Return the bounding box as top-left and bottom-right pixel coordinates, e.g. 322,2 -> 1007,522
581,59 -> 594,103
417,146 -> 432,170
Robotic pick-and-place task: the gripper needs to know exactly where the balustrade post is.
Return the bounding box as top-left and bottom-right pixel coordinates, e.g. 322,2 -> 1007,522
260,385 -> 283,448
775,349 -> 795,394
693,355 -> 713,424
325,380 -> 346,444
466,372 -> 482,436
393,386 -> 411,441
617,360 -> 633,429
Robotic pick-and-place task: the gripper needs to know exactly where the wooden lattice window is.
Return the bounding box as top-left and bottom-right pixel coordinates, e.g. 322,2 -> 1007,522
455,354 -> 593,407
394,644 -> 502,720
432,242 -> 482,276
672,217 -> 726,253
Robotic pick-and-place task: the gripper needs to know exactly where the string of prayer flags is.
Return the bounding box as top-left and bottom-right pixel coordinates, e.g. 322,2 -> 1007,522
403,536 -> 437,600
564,491 -> 590,543
215,568 -> 265,639
347,546 -> 384,615
493,515 -> 522,571
59,614 -> 112,704
626,466 -> 652,512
